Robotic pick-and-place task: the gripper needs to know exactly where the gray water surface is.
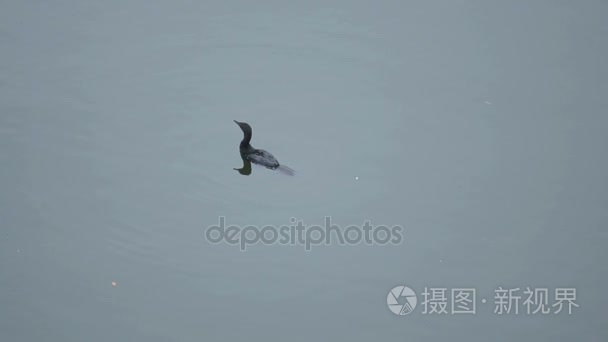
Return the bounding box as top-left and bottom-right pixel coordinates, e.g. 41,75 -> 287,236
1,1 -> 607,341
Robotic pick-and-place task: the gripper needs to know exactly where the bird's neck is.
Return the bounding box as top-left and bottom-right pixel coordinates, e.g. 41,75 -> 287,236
240,132 -> 252,149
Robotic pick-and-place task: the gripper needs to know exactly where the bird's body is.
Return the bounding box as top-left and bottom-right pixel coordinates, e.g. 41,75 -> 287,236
242,147 -> 279,169
234,120 -> 294,175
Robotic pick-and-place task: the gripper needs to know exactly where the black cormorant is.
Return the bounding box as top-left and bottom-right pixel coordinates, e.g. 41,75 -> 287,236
234,120 -> 294,175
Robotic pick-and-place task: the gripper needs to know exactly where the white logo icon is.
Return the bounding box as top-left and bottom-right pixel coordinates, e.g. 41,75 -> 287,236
387,286 -> 417,315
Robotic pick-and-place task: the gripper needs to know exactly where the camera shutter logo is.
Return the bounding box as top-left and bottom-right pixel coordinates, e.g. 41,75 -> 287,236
387,286 -> 417,315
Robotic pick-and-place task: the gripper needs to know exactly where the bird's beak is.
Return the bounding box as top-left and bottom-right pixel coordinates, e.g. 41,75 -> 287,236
233,120 -> 239,125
